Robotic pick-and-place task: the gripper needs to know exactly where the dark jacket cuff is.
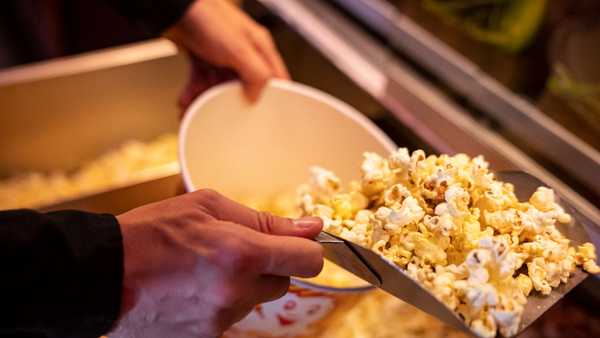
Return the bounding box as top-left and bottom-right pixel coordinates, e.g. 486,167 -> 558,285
50,211 -> 124,338
1,210 -> 124,338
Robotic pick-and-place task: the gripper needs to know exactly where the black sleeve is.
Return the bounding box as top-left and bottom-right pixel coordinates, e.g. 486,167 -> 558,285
0,209 -> 124,338
101,0 -> 195,35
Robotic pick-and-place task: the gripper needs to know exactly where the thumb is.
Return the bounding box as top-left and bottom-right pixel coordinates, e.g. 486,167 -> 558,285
256,214 -> 323,239
192,189 -> 322,238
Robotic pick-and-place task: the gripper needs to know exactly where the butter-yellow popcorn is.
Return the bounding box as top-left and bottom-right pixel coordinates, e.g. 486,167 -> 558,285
361,152 -> 391,197
484,209 -> 519,235
297,148 -> 599,338
491,312 -> 519,337
445,185 -> 470,217
576,243 -> 600,274
331,191 -> 368,219
515,274 -> 533,296
527,257 -> 552,295
470,314 -> 497,338
309,166 -> 340,196
529,187 -> 555,212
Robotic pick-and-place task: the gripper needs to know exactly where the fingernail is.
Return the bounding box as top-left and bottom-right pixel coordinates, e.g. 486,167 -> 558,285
293,217 -> 322,228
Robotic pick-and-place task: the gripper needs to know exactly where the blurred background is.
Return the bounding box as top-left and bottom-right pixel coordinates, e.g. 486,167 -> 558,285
0,1 -> 599,337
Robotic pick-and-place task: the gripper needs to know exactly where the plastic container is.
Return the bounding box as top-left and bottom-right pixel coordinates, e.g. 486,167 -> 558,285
179,79 -> 396,337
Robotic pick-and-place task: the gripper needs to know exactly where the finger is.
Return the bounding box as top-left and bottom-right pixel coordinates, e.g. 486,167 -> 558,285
248,27 -> 290,80
249,275 -> 290,304
178,78 -> 210,113
255,232 -> 324,278
178,56 -> 212,113
230,45 -> 272,102
192,189 -> 323,238
211,304 -> 255,334
211,220 -> 323,278
230,304 -> 256,327
178,64 -> 237,113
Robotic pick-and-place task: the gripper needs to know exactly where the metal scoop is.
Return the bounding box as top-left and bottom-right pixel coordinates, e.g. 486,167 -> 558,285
315,170 -> 594,337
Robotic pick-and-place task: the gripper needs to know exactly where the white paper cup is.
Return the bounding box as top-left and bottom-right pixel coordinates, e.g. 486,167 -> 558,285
224,278 -> 370,338
179,79 -> 396,197
179,79 -> 396,337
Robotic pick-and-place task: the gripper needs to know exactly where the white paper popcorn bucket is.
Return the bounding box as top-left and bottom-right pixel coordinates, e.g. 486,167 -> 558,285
179,79 -> 396,199
224,274 -> 372,338
180,79 -> 397,337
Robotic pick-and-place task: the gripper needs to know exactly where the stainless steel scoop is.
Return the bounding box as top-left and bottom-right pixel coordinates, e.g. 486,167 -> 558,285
315,170 -> 594,337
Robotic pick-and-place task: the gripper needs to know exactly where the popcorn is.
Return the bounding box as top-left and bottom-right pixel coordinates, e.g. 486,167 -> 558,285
331,192 -> 368,219
576,243 -> 600,274
362,152 -> 390,180
386,196 -> 425,231
297,148 -> 599,337
491,309 -> 521,337
309,166 -> 340,195
484,209 -> 519,234
527,258 -> 552,295
445,185 -> 470,217
354,209 -> 372,224
476,181 -> 517,213
0,134 -> 179,210
515,274 -> 533,296
529,187 -> 556,212
423,213 -> 455,237
383,184 -> 411,206
361,152 -> 392,197
471,314 -> 497,338
389,148 -> 411,170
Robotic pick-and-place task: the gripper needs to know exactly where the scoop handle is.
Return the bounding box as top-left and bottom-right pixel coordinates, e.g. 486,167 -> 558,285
314,231 -> 382,286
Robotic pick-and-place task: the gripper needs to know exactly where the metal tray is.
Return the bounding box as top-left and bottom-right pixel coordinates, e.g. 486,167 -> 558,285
0,40 -> 187,214
0,40 -> 185,178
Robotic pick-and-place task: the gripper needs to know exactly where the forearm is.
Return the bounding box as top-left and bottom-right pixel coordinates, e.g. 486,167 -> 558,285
0,209 -> 123,338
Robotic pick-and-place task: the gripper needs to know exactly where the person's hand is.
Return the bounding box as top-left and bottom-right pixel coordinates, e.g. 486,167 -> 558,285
167,0 -> 290,110
108,189 -> 323,338
177,57 -> 237,114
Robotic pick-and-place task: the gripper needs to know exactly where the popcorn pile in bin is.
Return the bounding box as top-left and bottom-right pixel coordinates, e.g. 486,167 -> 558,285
297,148 -> 599,338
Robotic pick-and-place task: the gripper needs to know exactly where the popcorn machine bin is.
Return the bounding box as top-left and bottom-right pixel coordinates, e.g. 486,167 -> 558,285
0,0 -> 599,337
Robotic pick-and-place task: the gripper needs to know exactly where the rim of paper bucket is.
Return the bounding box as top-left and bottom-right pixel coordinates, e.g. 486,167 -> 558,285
179,79 -> 397,192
